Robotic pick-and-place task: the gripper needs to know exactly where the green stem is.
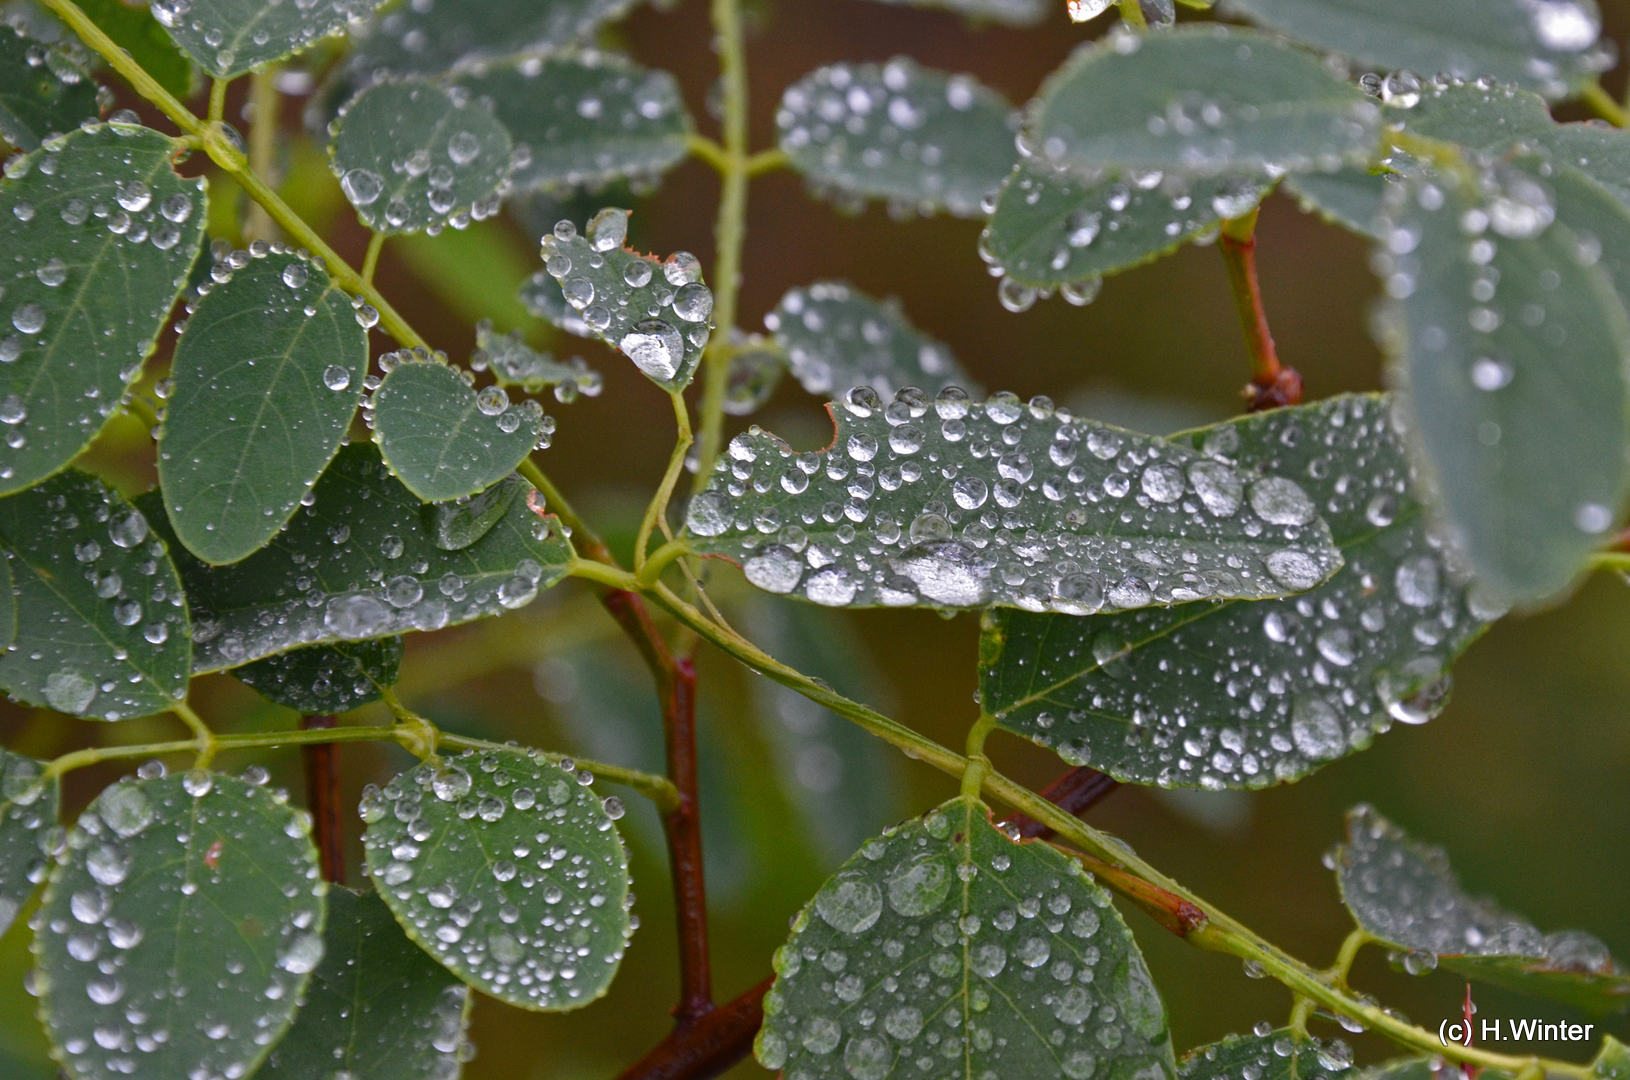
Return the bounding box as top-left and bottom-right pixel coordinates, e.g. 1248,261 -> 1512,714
1329,927 -> 1372,987
1117,0 -> 1149,29
243,66 -> 280,243
362,231 -> 385,286
961,713 -> 996,798
687,132 -> 730,173
1587,550 -> 1630,571
172,701 -> 216,767
1583,82 -> 1628,128
635,392 -> 694,570
209,77 -> 229,123
636,537 -> 694,589
746,148 -> 790,176
37,0 -> 203,135
517,456 -> 615,566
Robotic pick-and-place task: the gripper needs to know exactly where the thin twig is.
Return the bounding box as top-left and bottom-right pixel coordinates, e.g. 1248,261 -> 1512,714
615,975 -> 774,1080
1583,82 -> 1628,128
300,714 -> 344,884
663,657 -> 712,1026
1220,209 -> 1302,412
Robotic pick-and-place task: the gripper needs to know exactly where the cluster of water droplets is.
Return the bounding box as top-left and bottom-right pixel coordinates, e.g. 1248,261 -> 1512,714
765,283 -> 974,400
360,748 -> 633,1009
1178,1029 -> 1354,1080
777,58 -> 1019,219
470,318 -> 600,404
759,800 -> 1171,1080
234,637 -> 399,714
1,28 -> 108,148
0,749 -> 55,936
364,347 -> 554,455
151,0 -> 377,75
539,208 -> 713,388
688,385 -> 1340,612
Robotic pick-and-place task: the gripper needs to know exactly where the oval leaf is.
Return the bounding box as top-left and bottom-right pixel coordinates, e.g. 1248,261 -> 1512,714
1026,26 -> 1380,181
0,28 -> 100,152
158,248 -> 367,565
151,0 -> 384,78
765,283 -> 979,400
0,750 -> 56,937
342,0 -> 638,80
1282,167 -> 1391,238
686,390 -> 1343,611
233,637 -> 403,714
1181,1030 -> 1356,1080
144,442 -> 572,673
0,124 -> 206,495
260,887 -> 471,1079
361,747 -> 633,1011
35,772 -> 327,1080
73,0 -> 193,101
755,796 -> 1175,1080
456,49 -> 690,194
473,320 -> 599,398
330,78 -> 513,235
372,360 -> 546,503
0,470 -> 190,720
778,59 -> 1016,219
980,395 -> 1498,788
1336,804 -> 1630,1014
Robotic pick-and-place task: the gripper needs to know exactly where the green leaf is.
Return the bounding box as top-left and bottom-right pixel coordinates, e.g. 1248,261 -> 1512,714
143,442 -> 572,673
979,395 -> 1499,789
722,336 -> 785,417
0,124 -> 206,496
1360,1060 -> 1436,1080
686,390 -> 1343,611
983,160 -> 1265,290
765,283 -> 980,400
74,0 -> 193,101
778,59 -> 1017,218
0,26 -> 100,152
371,359 -> 547,502
0,750 -> 56,937
539,208 -> 714,392
1219,0 -> 1612,100
455,50 -> 690,194
1335,804 -> 1630,1014
754,795 -> 1175,1080
232,637 -> 403,714
1282,168 -> 1391,238
342,0 -> 639,80
152,0 -> 385,78
360,746 -> 633,1011
472,319 -> 600,400
157,248 -> 368,565
1181,1030 -> 1356,1080
35,771 -> 327,1080
858,0 -> 1048,25
518,267 -> 586,335
1594,1037 -> 1630,1080
0,470 -> 190,720
329,78 -> 514,235
0,549 -> 15,652
259,887 -> 471,1079
1374,162 -> 1630,604
1026,27 -> 1380,182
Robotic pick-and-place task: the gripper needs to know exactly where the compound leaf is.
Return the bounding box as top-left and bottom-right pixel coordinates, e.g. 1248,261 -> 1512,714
1219,0 -> 1611,100
778,59 -> 1016,218
857,0 -> 1048,25
1282,167 -> 1391,238
342,0 -> 638,80
0,124 -> 205,496
144,442 -> 572,674
456,50 -> 690,194
1180,1030 -> 1357,1080
151,0 -> 385,78
0,750 -> 56,938
765,283 -> 979,400
330,78 -> 513,235
157,249 -> 368,565
0,470 -> 189,720
755,796 -> 1175,1080
1375,161 -> 1630,605
232,637 -> 403,714
361,747 -> 633,1011
371,360 -> 546,503
1026,27 -> 1380,181
472,320 -> 599,398
539,208 -> 714,392
0,27 -> 100,152
35,772 -> 327,1080
980,395 -> 1498,789
74,0 -> 193,101
1335,804 -> 1630,1014
259,887 -> 471,1079
686,390 -> 1343,611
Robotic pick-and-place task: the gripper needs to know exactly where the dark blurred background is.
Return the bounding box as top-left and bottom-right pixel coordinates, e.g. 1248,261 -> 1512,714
2,0 -> 1629,1076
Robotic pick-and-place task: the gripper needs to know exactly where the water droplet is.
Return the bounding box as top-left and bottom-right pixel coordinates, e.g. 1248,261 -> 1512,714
35,258 -> 66,286
432,766 -> 472,802
815,870 -> 883,933
282,262 -> 309,289
619,320 -> 686,382
341,168 -> 384,206
12,303 -> 45,334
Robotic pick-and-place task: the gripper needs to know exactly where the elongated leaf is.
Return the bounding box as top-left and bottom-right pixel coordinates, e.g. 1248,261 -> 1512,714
0,471 -> 189,720
74,0 -> 192,100
539,208 -> 714,392
1282,168 -> 1391,238
35,772 -> 327,1080
472,320 -> 600,399
0,750 -> 55,937
344,0 -> 638,80
157,248 -> 367,565
372,360 -> 546,502
0,27 -> 99,152
860,0 -> 1048,25
1219,0 -> 1612,100
152,0 -> 382,78
778,59 -> 1016,218
980,395 -> 1498,789
361,746 -> 633,1011
0,124 -> 206,495
687,389 -> 1342,611
765,283 -> 979,400
1181,1030 -> 1356,1080
330,78 -> 513,235
144,442 -> 572,673
984,160 -> 1264,289
755,796 -> 1175,1080
260,887 -> 470,1079
233,637 -> 403,714
456,50 -> 690,194
1026,27 -> 1380,182
1374,161 -> 1630,604
1336,804 -> 1630,1014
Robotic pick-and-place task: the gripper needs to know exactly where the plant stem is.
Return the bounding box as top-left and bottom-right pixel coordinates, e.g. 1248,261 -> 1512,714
209,77 -> 229,123
361,232 -> 385,286
172,701 -> 216,766
39,0 -> 203,134
1583,82 -> 1628,128
746,148 -> 789,176
1117,0 -> 1149,29
1329,927 -> 1372,987
1219,209 -> 1301,412
998,765 -> 1121,840
638,538 -> 694,588
300,713 -> 344,884
637,392 -> 695,571
518,456 -> 613,564
663,656 -> 713,1026
615,974 -> 774,1080
243,67 -> 281,243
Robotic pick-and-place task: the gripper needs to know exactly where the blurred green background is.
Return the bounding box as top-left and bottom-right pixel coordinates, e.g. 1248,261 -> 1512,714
2,0 -> 1629,1077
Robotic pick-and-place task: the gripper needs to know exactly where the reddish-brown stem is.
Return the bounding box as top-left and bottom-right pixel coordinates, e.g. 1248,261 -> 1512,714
615,975 -> 774,1080
299,713 -> 343,884
998,765 -> 1120,841
1220,209 -> 1302,412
